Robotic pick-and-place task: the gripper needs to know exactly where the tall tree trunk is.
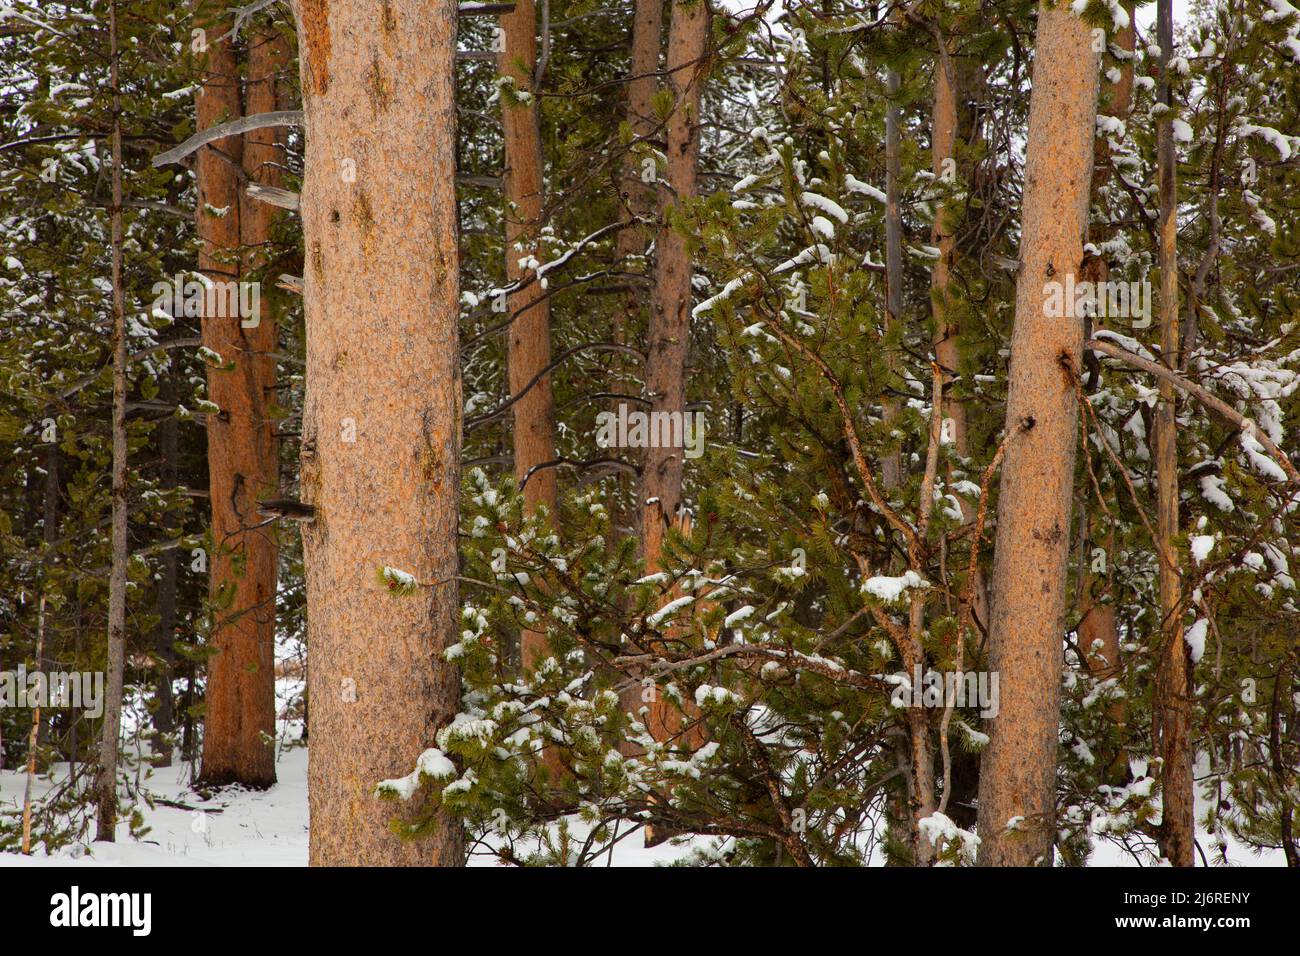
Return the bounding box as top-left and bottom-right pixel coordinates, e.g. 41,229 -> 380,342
881,66 -> 904,491
640,2 -> 708,644
881,56 -> 915,865
1092,2 -> 1135,191
95,0 -> 127,843
614,0 -> 665,755
1078,3 -> 1135,786
21,595 -> 46,853
930,29 -> 989,626
499,0 -> 557,674
295,0 -> 465,867
150,372 -> 179,767
637,0 -> 709,838
639,0 -> 708,569
617,0 -> 663,254
1153,0 -> 1193,867
196,13 -> 279,789
975,2 -> 1100,866
37,408 -> 59,752
929,28 -> 988,832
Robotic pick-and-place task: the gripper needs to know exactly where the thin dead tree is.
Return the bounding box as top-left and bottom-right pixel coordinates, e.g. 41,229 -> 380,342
95,0 -> 128,844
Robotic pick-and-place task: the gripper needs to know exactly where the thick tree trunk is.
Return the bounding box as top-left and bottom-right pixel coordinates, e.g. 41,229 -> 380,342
95,0 -> 127,843
196,15 -> 279,789
499,0 -> 557,674
295,0 -> 465,867
1153,0 -> 1194,867
975,3 -> 1100,866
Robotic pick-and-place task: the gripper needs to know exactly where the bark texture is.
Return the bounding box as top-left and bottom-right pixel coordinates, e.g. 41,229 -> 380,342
296,0 -> 465,866
975,3 -> 1100,866
881,66 -> 904,491
95,0 -> 127,842
637,0 -> 709,836
499,0 -> 557,674
1153,0 -> 1194,867
150,371 -> 178,767
197,17 -> 279,789
618,0 -> 664,249
615,0 -> 665,754
639,0 -> 708,567
930,30 -> 990,634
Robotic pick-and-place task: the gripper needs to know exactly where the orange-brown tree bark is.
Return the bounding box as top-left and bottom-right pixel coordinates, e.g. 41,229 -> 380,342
1076,2 -> 1135,784
295,0 -> 465,866
930,28 -> 989,632
639,0 -> 708,569
928,27 -> 988,833
975,2 -> 1100,866
499,0 -> 557,675
614,0 -> 666,755
618,0 -> 664,253
196,15 -> 279,789
1153,0 -> 1194,867
636,0 -> 710,827
881,64 -> 904,491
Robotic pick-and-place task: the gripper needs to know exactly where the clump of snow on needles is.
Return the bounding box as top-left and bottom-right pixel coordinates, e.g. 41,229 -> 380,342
861,570 -> 928,605
376,748 -> 456,801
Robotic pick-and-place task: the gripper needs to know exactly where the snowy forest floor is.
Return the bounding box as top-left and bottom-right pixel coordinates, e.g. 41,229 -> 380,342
2,740 -> 1288,866
0,748 -> 1288,866
0,699 -> 1288,866
0,745 -> 700,866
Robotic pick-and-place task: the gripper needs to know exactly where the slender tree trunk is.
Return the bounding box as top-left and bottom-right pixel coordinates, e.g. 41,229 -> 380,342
95,0 -> 127,843
37,411 -> 58,752
639,0 -> 708,569
930,30 -> 989,629
975,2 -> 1100,866
1077,2 -> 1135,785
881,57 -> 920,864
1153,0 -> 1194,867
21,595 -> 46,854
196,12 -> 279,790
150,373 -> 179,767
881,66 -> 904,491
1092,2 -> 1135,193
637,0 -> 709,839
499,0 -> 557,674
614,0 -> 665,402
929,30 -> 988,832
615,0 -> 665,754
618,0 -> 663,252
295,0 -> 465,866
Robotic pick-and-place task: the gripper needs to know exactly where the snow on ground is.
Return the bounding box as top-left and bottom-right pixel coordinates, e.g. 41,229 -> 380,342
1,754 -> 308,868
0,742 -> 696,867
0,736 -> 1284,867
